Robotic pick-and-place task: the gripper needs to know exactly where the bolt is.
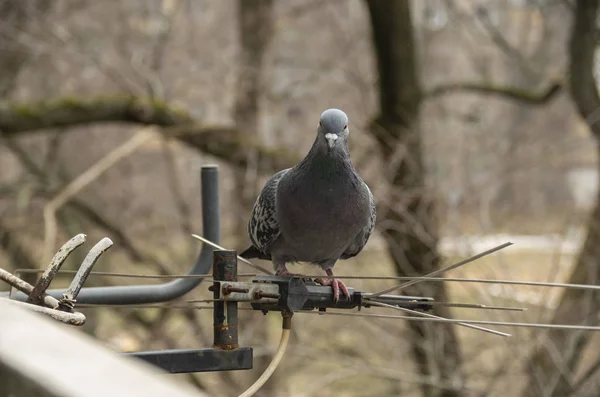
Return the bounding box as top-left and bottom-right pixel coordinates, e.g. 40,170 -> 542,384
222,285 -> 249,295
254,290 -> 280,300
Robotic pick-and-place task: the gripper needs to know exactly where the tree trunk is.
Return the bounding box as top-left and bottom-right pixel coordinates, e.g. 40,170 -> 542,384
365,1 -> 463,396
524,1 -> 600,395
233,0 -> 275,244
232,1 -> 276,396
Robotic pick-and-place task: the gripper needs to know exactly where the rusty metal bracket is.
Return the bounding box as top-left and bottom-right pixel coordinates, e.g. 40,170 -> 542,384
0,234 -> 113,326
212,250 -> 239,350
127,249 -> 254,374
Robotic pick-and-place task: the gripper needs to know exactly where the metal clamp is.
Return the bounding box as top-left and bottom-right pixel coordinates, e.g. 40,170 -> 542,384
215,281 -> 280,303
234,274 -> 435,313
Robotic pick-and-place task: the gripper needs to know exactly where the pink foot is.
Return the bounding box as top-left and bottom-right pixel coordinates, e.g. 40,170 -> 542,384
315,269 -> 350,302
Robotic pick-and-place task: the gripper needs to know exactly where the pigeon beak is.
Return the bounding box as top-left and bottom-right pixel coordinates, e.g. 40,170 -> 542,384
325,133 -> 338,149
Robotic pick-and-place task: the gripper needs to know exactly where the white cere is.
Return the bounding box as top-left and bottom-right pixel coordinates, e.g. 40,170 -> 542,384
325,133 -> 339,140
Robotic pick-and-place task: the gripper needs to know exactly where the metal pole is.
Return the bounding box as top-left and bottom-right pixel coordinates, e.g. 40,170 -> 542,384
212,250 -> 238,350
4,165 -> 220,305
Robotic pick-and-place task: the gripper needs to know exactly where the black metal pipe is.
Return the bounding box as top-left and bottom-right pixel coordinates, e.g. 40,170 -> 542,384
212,250 -> 238,350
3,165 -> 220,305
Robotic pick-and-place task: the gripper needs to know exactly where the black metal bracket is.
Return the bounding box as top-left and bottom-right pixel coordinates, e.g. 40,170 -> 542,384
127,249 -> 253,373
125,347 -> 253,374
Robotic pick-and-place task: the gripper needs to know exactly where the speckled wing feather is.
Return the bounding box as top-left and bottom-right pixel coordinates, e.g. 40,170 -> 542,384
246,168 -> 290,257
341,183 -> 376,259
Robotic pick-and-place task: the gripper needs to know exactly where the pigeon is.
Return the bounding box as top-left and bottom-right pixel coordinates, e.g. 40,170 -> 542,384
240,108 -> 376,301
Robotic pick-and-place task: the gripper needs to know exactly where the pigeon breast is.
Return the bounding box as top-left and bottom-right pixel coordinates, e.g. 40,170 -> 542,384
271,151 -> 371,263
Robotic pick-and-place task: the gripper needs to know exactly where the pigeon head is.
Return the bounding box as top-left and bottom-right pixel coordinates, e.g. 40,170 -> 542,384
317,108 -> 349,151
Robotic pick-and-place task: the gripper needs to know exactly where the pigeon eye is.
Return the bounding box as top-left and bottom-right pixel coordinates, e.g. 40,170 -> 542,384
343,124 -> 347,129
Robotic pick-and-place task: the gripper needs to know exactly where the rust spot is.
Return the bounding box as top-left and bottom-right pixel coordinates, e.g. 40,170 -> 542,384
214,324 -> 237,331
213,343 -> 239,350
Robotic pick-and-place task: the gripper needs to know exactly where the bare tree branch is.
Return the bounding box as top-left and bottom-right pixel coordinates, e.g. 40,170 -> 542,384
42,127 -> 158,262
0,96 -> 300,172
0,219 -> 37,270
472,4 -> 539,78
0,136 -> 171,274
0,97 -> 191,133
425,81 -> 563,104
571,355 -> 600,395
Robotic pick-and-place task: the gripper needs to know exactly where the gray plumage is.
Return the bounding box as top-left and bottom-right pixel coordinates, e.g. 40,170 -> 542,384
241,109 -> 376,297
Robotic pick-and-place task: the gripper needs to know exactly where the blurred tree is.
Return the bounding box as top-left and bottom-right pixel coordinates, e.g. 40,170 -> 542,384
525,0 -> 600,395
232,2 -> 277,396
365,1 -> 462,396
482,2 -> 571,224
0,0 -> 52,275
0,0 -> 51,97
233,0 -> 274,243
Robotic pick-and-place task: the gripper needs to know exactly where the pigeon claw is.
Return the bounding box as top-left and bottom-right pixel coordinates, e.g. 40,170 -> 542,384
315,277 -> 350,302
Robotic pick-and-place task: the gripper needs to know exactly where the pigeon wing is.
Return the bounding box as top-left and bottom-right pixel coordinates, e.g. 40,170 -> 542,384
247,168 -> 289,256
341,182 -> 376,259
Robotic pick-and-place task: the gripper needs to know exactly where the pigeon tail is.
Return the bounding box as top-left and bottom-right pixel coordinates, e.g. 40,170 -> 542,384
240,245 -> 271,260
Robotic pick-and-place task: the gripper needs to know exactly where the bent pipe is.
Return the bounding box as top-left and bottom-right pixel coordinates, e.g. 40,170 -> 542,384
3,165 -> 220,305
